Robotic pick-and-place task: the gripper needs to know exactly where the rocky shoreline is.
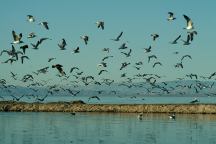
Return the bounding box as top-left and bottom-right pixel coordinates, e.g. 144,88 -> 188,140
1,100 -> 216,114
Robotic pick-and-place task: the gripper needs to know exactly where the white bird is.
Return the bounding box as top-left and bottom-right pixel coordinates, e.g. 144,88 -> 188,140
27,15 -> 35,22
169,113 -> 176,120
183,14 -> 194,30
27,32 -> 36,38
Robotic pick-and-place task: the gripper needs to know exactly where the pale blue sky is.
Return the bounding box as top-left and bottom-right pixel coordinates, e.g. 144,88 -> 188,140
0,0 -> 216,85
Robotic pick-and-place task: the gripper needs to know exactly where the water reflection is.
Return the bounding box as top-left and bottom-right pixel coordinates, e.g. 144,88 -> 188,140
0,112 -> 216,144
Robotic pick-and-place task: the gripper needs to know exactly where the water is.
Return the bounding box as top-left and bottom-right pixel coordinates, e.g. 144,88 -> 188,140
1,112 -> 216,144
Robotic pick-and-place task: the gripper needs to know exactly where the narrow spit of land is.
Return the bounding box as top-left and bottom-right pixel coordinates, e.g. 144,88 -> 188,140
1,100 -> 216,114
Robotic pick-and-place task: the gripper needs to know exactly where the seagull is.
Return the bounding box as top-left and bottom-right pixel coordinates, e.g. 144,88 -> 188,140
98,70 -> 108,75
80,35 -> 89,45
181,55 -> 192,62
27,32 -> 36,38
174,62 -> 183,69
121,49 -> 132,57
2,58 -> 17,64
48,57 -> 56,62
144,46 -> 152,53
119,43 -> 128,49
148,55 -> 157,63
52,64 -> 66,76
137,113 -> 143,120
169,113 -> 176,120
183,14 -> 194,30
153,62 -> 162,68
39,22 -> 49,30
102,56 -> 113,61
111,31 -> 123,41
27,15 -> 35,22
170,35 -> 181,44
20,45 -> 28,54
72,46 -> 80,53
21,55 -> 29,64
98,62 -> 107,67
58,38 -> 67,50
187,31 -> 198,41
167,12 -> 176,21
181,34 -> 191,45
11,30 -> 23,44
190,98 -> 199,104
120,62 -> 130,70
70,67 -> 79,73
88,96 -> 100,101
151,34 -> 159,41
102,48 -> 110,53
96,21 -> 104,30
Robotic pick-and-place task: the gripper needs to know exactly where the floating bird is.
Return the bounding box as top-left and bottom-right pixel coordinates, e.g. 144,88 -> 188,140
111,31 -> 123,41
96,21 -> 104,30
27,32 -> 36,38
170,35 -> 181,44
27,15 -> 35,22
169,113 -> 176,120
151,34 -> 159,41
20,45 -> 28,54
183,14 -> 194,30
11,30 -> 23,44
52,64 -> 66,76
21,55 -> 29,64
58,38 -> 67,50
137,113 -> 143,120
190,98 -> 199,104
72,46 -> 80,53
39,22 -> 49,30
80,35 -> 89,45
167,12 -> 176,21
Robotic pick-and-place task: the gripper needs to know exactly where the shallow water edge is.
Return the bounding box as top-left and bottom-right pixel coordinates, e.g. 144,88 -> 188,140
1,101 -> 216,114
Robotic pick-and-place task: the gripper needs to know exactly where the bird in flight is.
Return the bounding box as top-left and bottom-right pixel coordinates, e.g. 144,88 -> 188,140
58,38 -> 67,50
20,45 -> 29,54
111,31 -> 123,41
183,14 -> 194,30
167,12 -> 176,21
72,46 -> 80,53
27,32 -> 36,39
80,35 -> 89,45
27,15 -> 35,22
96,21 -> 104,30
151,34 -> 159,41
153,62 -> 162,68
170,35 -> 181,44
52,64 -> 66,76
39,22 -> 49,30
11,30 -> 23,44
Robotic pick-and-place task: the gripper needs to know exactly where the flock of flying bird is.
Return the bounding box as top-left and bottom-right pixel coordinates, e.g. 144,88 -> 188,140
0,12 -> 216,103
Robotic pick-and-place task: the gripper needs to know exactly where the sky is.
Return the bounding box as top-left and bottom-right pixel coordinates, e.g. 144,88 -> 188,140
0,0 -> 216,86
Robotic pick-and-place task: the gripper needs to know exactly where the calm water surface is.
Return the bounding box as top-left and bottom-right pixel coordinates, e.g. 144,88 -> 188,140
1,112 -> 216,144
